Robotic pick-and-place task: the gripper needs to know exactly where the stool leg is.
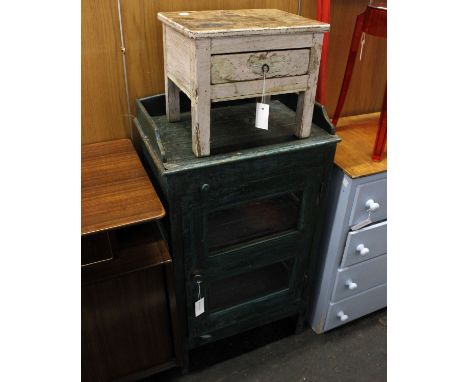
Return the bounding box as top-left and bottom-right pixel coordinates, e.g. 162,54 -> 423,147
165,77 -> 180,122
332,11 -> 366,126
163,25 -> 180,122
295,34 -> 324,138
372,87 -> 387,161
191,39 -> 211,157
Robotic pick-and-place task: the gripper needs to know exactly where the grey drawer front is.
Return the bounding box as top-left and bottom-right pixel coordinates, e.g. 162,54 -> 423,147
332,254 -> 387,302
349,178 -> 387,227
341,221 -> 387,268
325,284 -> 387,331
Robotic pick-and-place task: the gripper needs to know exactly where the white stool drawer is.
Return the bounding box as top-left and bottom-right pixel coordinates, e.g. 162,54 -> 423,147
341,221 -> 387,268
349,178 -> 387,228
325,284 -> 387,331
211,49 -> 310,84
332,254 -> 387,302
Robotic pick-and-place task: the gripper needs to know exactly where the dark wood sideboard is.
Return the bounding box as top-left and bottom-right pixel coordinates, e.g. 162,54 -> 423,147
81,139 -> 183,381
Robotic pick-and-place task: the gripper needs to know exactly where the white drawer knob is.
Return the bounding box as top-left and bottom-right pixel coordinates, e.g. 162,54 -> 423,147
337,311 -> 348,321
356,244 -> 370,256
365,199 -> 380,212
346,280 -> 358,290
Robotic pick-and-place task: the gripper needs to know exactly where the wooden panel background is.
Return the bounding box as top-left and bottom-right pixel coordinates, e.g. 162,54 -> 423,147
82,0 -> 387,144
302,0 -> 387,117
81,0 -> 129,144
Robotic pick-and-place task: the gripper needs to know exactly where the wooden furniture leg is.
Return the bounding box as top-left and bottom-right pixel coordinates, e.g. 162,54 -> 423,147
332,11 -> 366,126
372,87 -> 387,161
190,39 -> 211,157
163,25 -> 180,122
166,78 -> 180,122
295,34 -> 324,138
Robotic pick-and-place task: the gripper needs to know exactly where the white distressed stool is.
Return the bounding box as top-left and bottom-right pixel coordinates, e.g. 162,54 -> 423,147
157,9 -> 330,157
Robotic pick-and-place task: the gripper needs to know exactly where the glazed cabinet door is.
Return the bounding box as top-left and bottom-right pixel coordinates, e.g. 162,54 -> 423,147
180,165 -> 325,341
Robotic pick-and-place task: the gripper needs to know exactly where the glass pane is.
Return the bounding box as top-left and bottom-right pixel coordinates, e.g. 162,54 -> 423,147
209,259 -> 293,312
207,192 -> 302,253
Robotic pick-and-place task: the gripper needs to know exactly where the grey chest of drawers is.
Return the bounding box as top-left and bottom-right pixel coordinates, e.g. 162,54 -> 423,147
310,116 -> 387,333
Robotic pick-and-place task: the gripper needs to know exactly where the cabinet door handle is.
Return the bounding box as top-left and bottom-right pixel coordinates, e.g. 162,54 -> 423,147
356,244 -> 370,256
337,311 -> 349,321
346,280 -> 358,290
192,273 -> 203,283
365,199 -> 380,212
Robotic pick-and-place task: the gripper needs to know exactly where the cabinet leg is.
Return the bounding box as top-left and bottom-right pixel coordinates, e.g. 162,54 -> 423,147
165,77 -> 180,122
295,313 -> 306,334
180,351 -> 190,375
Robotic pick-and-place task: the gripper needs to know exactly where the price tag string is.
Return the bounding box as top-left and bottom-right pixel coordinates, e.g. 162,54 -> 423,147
197,280 -> 201,300
261,65 -> 267,104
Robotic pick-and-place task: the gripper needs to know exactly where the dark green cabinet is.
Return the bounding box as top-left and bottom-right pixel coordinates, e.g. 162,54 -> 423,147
132,93 -> 340,366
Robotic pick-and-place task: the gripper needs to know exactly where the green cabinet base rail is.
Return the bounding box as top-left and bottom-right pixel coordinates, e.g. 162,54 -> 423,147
132,93 -> 340,370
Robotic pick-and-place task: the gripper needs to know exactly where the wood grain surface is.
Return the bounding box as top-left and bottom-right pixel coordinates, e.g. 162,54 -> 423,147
82,266 -> 174,381
81,0 -> 129,144
158,9 -> 329,38
81,139 -> 165,235
334,112 -> 387,178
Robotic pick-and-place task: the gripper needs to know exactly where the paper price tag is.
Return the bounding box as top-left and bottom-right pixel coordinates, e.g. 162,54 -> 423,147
351,216 -> 372,231
195,298 -> 205,317
255,103 -> 269,130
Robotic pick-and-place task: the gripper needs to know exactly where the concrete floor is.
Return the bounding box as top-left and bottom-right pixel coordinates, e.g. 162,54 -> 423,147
142,309 -> 387,382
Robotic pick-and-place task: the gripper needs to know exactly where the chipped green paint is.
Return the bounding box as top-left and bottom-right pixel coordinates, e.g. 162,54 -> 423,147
132,93 -> 340,359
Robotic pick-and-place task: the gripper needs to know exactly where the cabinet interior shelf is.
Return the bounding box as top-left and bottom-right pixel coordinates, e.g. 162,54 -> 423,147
82,221 -> 171,285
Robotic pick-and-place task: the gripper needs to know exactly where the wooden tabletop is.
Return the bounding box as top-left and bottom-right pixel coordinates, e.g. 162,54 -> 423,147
157,9 -> 330,39
81,139 -> 165,235
334,113 -> 387,178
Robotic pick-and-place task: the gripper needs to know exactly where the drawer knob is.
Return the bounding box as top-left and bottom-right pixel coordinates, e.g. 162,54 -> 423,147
365,199 -> 380,212
346,280 -> 358,290
356,244 -> 370,256
337,311 -> 349,322
201,184 -> 210,193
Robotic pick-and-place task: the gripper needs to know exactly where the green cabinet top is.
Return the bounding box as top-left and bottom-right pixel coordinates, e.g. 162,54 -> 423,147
135,94 -> 340,174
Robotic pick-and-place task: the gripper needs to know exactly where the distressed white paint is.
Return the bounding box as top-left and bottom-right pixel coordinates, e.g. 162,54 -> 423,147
210,33 -> 314,54
211,75 -> 309,101
159,10 -> 329,156
211,49 -> 310,84
295,33 -> 324,138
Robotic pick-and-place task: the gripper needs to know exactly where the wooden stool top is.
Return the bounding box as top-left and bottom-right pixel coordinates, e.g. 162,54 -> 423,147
158,9 -> 329,39
81,139 -> 165,235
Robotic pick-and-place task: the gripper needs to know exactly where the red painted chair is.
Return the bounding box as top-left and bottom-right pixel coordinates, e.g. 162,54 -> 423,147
316,0 -> 331,105
331,2 -> 387,161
